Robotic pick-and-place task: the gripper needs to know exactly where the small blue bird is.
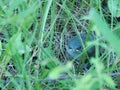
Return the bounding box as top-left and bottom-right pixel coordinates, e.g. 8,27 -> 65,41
66,32 -> 95,59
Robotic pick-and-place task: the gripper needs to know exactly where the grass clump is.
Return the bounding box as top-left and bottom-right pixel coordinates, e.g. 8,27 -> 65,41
0,0 -> 120,90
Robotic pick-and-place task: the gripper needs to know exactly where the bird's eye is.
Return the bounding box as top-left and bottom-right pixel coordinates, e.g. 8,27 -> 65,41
77,47 -> 82,51
67,46 -> 74,51
75,49 -> 80,52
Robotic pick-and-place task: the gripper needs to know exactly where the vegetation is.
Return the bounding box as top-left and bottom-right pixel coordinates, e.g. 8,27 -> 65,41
0,0 -> 120,90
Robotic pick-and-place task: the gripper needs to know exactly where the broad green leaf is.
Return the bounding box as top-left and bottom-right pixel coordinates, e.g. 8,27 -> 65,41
108,0 -> 120,17
103,75 -> 116,89
89,8 -> 120,56
48,66 -> 65,80
73,74 -> 99,90
48,62 -> 72,80
6,32 -> 24,55
6,32 -> 31,56
3,0 -> 24,16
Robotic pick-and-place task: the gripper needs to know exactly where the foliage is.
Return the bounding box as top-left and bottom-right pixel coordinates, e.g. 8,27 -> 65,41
0,0 -> 119,90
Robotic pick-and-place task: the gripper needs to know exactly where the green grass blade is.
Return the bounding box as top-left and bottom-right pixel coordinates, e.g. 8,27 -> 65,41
89,8 -> 120,56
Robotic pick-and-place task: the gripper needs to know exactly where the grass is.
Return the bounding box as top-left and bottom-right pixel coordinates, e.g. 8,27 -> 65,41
0,0 -> 120,90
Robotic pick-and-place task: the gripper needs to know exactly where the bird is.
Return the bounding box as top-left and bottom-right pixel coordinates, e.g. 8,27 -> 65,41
66,32 -> 95,59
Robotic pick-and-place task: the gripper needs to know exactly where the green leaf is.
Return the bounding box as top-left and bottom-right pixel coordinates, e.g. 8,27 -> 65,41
48,66 -> 65,80
4,0 -> 24,16
6,32 -> 24,55
0,41 -> 2,56
113,22 -> 120,38
108,0 -> 120,17
48,62 -> 72,80
6,32 -> 31,56
103,75 -> 116,89
89,8 -> 120,56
